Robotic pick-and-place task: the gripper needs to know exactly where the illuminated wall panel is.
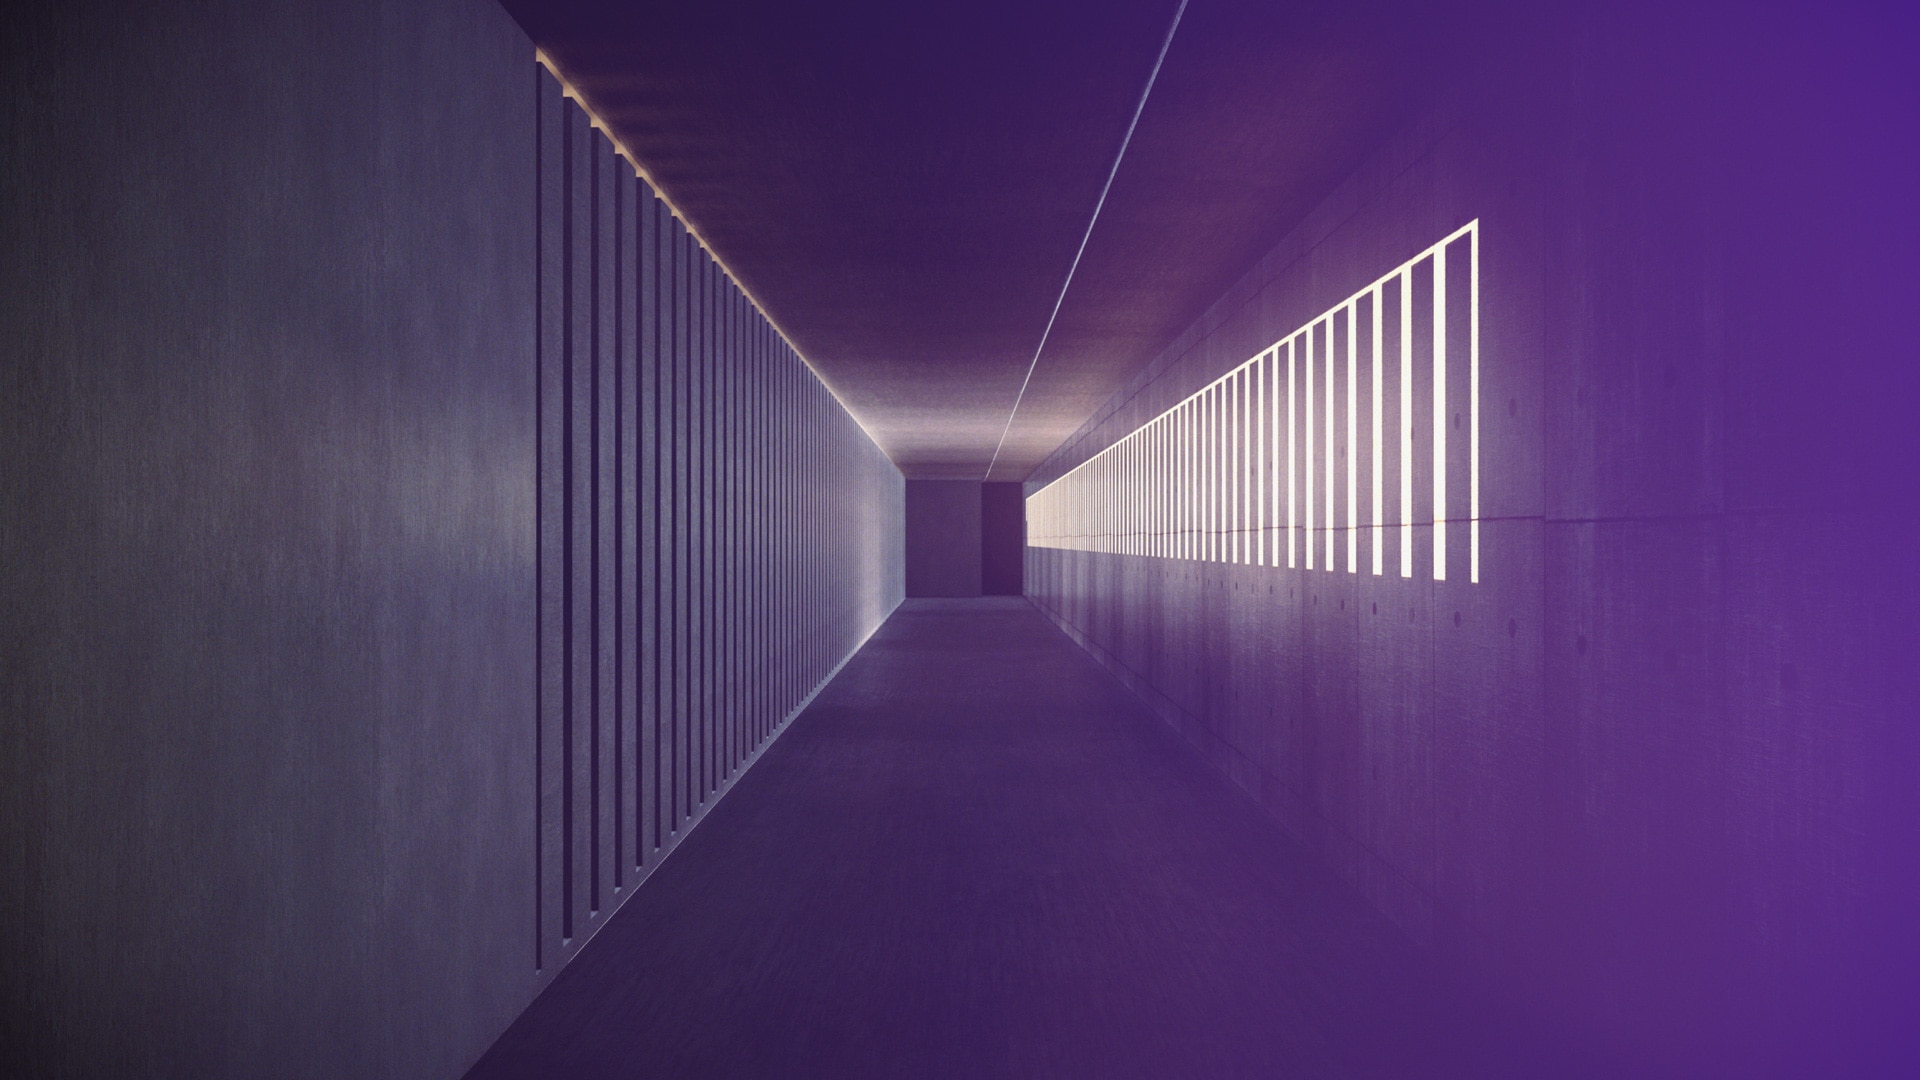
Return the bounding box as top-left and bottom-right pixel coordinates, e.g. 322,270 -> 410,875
1027,221 -> 1480,585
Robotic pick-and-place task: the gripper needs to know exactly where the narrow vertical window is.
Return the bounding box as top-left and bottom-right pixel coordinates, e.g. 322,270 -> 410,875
1433,243 -> 1448,583
1288,338 -> 1297,569
1347,301 -> 1358,574
1400,266 -> 1413,579
1469,224 -> 1480,584
1371,285 -> 1384,576
1306,328 -> 1315,570
1323,316 -> 1334,573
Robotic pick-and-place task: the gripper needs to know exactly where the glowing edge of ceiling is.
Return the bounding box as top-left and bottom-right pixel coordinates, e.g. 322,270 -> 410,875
535,48 -> 894,463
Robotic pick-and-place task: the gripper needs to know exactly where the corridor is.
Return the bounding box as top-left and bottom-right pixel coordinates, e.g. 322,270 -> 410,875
7,0 -> 1916,1075
469,599 -> 1535,1079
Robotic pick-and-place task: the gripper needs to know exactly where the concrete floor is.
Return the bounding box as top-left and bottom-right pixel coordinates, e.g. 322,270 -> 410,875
466,598 -> 1563,1079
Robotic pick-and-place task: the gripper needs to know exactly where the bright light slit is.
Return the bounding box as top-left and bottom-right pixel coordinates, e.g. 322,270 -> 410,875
1212,385 -> 1222,563
1143,421 -> 1151,557
1240,367 -> 1252,564
1347,301 -> 1358,574
1305,327 -> 1315,570
1323,317 -> 1334,573
1247,365 -> 1257,566
1183,400 -> 1193,560
1190,397 -> 1198,561
1168,410 -> 1176,558
1227,375 -> 1239,564
1434,247 -> 1447,583
1201,392 -> 1211,562
1236,368 -> 1251,564
1214,385 -> 1224,563
1469,226 -> 1480,584
1257,353 -> 1268,566
1219,383 -> 1227,563
1222,376 -> 1233,563
1288,338 -> 1296,569
1270,346 -> 1282,567
1268,352 -> 1278,567
1204,388 -> 1214,563
1399,266 -> 1413,579
1232,370 -> 1243,564
1246,363 -> 1256,565
1371,284 -> 1383,576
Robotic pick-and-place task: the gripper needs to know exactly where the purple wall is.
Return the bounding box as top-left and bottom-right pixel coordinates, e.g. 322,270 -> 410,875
1026,5 -> 1919,1073
981,482 -> 1025,596
905,479 -> 982,597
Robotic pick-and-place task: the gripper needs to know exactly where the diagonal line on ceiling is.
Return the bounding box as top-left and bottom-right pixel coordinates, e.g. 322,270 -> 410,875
984,0 -> 1190,482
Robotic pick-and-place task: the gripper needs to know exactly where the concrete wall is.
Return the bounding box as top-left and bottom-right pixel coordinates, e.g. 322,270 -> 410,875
905,479 -> 981,597
0,4 -> 903,1076
1025,5 -> 1919,1075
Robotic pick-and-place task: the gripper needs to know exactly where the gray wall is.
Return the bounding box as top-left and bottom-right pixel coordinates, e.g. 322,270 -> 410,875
0,3 -> 903,1076
905,479 -> 981,597
1025,7 -> 1918,1074
531,67 -> 905,982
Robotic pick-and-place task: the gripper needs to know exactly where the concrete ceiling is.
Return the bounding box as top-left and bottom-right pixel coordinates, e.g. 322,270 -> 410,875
502,0 -> 1467,480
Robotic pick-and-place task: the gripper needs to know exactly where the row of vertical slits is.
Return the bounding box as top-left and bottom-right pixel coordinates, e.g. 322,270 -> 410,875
1028,222 -> 1481,584
533,66 -> 897,971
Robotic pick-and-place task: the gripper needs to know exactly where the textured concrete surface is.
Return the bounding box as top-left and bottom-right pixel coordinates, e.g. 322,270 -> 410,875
0,2 -> 537,1075
1026,7 -> 1920,1075
0,4 -> 902,1075
467,598 -> 1574,1079
905,479 -> 982,597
